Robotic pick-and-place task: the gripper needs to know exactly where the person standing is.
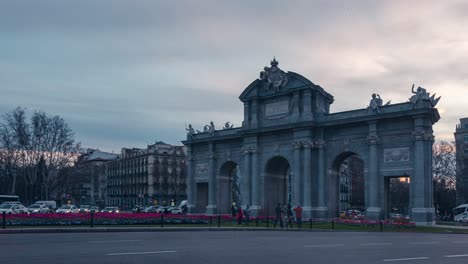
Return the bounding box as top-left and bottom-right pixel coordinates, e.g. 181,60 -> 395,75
294,204 -> 303,228
231,202 -> 237,224
244,205 -> 251,226
274,203 -> 283,228
237,206 -> 244,225
285,204 -> 293,228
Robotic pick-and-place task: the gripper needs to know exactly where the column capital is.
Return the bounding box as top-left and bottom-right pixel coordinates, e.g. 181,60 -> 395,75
209,151 -> 216,159
292,141 -> 302,150
367,135 -> 380,145
315,140 -> 326,149
241,147 -> 251,155
412,130 -> 434,141
302,141 -> 314,149
250,147 -> 261,154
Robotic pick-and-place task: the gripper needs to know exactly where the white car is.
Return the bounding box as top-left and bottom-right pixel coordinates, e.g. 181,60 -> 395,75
167,206 -> 183,214
458,215 -> 468,223
28,204 -> 50,214
0,203 -> 29,214
56,205 -> 79,213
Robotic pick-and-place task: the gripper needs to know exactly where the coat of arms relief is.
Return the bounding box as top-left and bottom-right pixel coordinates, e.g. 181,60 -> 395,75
259,58 -> 288,92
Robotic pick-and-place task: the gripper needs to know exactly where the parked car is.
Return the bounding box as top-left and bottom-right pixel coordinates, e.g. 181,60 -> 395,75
28,204 -> 50,214
101,207 -> 120,213
132,205 -> 145,213
0,203 -> 29,214
79,205 -> 91,213
89,206 -> 100,213
56,205 -> 79,213
458,215 -> 468,224
144,206 -> 160,213
167,206 -> 183,214
34,201 -> 57,211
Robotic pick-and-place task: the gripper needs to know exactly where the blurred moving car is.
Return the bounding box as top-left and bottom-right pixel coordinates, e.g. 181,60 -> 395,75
79,205 -> 91,213
28,204 -> 50,214
56,205 -> 79,213
0,203 -> 29,214
167,206 -> 182,214
144,206 -> 160,213
34,201 -> 57,212
89,206 -> 100,213
101,206 -> 120,213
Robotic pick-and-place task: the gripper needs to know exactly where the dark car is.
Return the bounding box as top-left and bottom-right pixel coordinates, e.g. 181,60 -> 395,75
79,205 -> 91,213
90,206 -> 100,213
132,205 -> 145,213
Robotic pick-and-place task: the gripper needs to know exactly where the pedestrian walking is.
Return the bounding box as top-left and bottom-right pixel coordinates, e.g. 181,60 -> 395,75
274,203 -> 283,228
293,204 -> 303,228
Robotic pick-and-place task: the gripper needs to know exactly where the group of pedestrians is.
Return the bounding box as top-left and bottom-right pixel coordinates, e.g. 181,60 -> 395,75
231,203 -> 251,225
274,203 -> 302,228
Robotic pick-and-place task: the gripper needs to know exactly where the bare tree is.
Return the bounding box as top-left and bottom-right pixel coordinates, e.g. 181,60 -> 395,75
0,107 -> 80,203
432,140 -> 457,216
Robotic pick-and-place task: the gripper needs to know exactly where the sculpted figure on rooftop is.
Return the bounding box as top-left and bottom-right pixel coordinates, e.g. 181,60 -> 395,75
259,58 -> 288,92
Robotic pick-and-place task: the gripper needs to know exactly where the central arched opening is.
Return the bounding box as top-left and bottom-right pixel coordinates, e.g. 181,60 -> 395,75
217,161 -> 239,214
332,152 -> 365,218
264,156 -> 291,216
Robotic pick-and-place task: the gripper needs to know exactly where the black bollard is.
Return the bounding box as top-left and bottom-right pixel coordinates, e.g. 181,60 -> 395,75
90,212 -> 94,228
256,217 -> 259,227
2,212 -> 5,229
309,219 -> 312,229
331,220 -> 335,229
210,216 -> 213,226
218,215 -> 221,228
160,214 -> 164,228
380,221 -> 383,232
266,214 -> 269,228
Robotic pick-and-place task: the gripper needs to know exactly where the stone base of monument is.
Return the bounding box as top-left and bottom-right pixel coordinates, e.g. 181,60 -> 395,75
249,205 -> 262,217
311,207 -> 328,218
411,207 -> 435,226
205,205 -> 217,215
302,206 -> 313,219
366,207 -> 382,220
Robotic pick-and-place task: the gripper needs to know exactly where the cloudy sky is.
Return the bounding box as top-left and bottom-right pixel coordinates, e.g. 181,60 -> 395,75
1,0 -> 467,152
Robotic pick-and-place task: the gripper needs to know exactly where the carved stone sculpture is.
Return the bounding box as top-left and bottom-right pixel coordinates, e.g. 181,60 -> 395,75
409,84 -> 440,108
186,124 -> 196,138
259,58 -> 288,92
223,122 -> 234,130
209,121 -> 215,135
368,93 -> 390,113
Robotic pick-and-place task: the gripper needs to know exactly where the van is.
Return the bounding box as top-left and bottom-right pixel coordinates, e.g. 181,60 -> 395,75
452,204 -> 468,221
35,201 -> 57,211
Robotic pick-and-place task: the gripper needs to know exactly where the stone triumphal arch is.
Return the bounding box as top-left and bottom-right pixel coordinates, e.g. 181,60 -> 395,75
183,59 -> 440,225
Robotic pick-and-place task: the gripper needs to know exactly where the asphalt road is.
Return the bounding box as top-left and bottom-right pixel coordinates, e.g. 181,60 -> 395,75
1,231 -> 468,264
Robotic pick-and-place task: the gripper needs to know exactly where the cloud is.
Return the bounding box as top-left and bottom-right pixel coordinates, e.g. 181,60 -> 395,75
1,0 -> 466,151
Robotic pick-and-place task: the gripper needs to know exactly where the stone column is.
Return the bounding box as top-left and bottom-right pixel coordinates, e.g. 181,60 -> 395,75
206,143 -> 217,215
366,121 -> 381,220
302,141 -> 313,218
303,90 -> 313,121
292,141 -> 302,206
312,139 -> 328,218
242,147 -> 251,207
186,146 -> 195,213
251,100 -> 258,128
411,117 -> 435,226
251,147 -> 261,216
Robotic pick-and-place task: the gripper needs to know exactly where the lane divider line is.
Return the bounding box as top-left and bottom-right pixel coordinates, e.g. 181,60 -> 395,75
383,257 -> 429,262
445,254 -> 468,258
89,239 -> 143,243
304,244 -> 345,248
107,250 -> 177,256
360,243 -> 392,246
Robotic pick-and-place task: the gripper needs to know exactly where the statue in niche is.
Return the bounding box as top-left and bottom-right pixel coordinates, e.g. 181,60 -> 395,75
259,57 -> 288,92
409,84 -> 440,108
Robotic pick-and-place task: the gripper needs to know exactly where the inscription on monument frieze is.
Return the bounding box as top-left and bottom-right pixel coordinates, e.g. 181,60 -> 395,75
384,147 -> 410,162
265,101 -> 289,117
196,163 -> 209,174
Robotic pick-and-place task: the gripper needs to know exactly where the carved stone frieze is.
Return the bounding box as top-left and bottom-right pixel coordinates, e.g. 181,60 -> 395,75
384,147 -> 410,162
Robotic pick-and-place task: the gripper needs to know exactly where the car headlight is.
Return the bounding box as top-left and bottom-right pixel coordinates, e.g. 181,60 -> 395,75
116,210 -> 119,213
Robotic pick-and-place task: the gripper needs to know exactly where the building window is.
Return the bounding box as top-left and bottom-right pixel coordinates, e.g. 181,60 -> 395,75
465,124 -> 468,129
465,135 -> 468,143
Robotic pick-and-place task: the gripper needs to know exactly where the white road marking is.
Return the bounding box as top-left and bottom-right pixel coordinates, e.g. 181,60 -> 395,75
409,241 -> 440,245
107,250 -> 177,256
452,241 -> 468,244
360,243 -> 392,246
89,239 -> 143,243
304,244 -> 345,248
445,254 -> 468,258
383,257 -> 429,262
